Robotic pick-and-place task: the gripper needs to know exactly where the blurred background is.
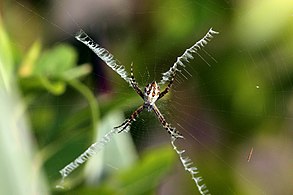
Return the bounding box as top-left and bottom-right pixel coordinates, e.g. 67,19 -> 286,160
1,0 -> 293,194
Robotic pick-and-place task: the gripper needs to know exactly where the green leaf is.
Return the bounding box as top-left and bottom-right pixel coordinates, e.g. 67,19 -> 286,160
68,145 -> 176,195
34,44 -> 77,77
0,19 -> 49,195
20,44 -> 92,95
18,40 -> 41,77
38,76 -> 66,95
108,145 -> 176,195
61,63 -> 92,80
0,19 -> 14,91
19,76 -> 66,95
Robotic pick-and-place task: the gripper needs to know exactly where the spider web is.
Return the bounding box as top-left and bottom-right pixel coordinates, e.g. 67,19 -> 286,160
7,0 -> 293,194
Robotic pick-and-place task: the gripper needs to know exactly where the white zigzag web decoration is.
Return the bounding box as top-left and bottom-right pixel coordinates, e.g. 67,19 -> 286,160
159,28 -> 219,84
58,127 -> 130,180
58,28 -> 218,195
75,29 -> 132,85
171,137 -> 210,195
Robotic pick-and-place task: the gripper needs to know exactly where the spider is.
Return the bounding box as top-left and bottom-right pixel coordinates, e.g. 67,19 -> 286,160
114,62 -> 183,139
59,29 -> 218,193
75,28 -> 218,139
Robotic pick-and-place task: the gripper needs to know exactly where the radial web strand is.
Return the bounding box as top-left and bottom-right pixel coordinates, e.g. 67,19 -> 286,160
159,28 -> 219,85
171,136 -> 210,195
75,29 -> 131,85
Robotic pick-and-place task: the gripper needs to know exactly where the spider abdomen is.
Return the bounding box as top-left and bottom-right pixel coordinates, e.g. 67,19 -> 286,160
144,81 -> 160,111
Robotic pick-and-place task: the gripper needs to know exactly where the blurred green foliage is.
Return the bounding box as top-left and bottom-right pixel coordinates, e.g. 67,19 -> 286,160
2,0 -> 293,194
0,12 -> 176,195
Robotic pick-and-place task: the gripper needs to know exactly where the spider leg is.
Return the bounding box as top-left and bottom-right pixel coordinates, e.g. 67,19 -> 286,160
114,105 -> 144,133
130,62 -> 144,99
158,72 -> 176,100
152,104 -> 183,139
